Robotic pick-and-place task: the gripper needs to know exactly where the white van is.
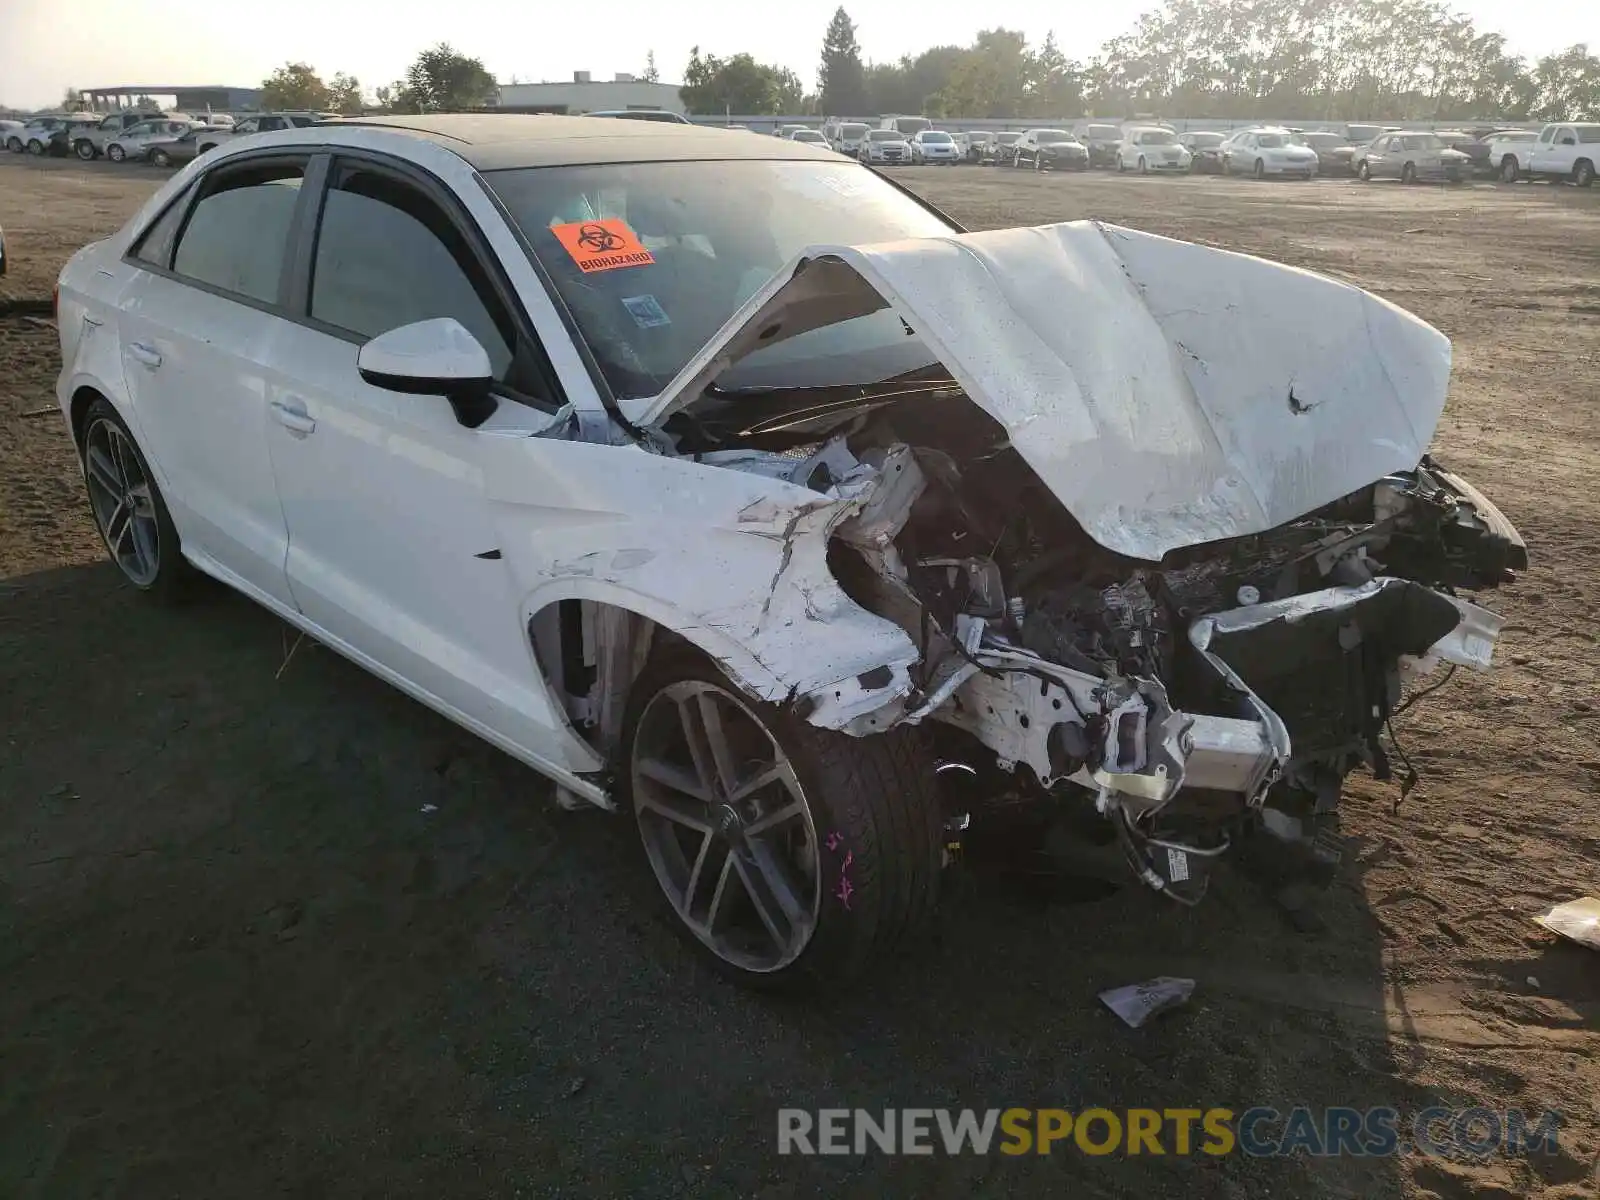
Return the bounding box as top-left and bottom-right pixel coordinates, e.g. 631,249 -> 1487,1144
879,114 -> 931,138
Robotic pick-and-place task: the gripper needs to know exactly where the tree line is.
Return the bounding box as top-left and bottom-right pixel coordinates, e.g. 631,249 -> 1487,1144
257,44 -> 500,114
691,2 -> 1600,121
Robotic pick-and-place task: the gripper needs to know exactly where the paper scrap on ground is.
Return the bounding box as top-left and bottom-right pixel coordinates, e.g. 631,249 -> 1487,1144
1099,977 -> 1196,1028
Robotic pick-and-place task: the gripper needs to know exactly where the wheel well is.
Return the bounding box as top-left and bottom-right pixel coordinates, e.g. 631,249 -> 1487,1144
527,600 -> 676,761
68,386 -> 104,451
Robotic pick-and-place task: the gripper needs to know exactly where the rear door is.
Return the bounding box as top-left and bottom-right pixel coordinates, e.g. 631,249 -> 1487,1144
1529,125 -> 1556,174
261,153 -> 576,760
114,153 -> 309,605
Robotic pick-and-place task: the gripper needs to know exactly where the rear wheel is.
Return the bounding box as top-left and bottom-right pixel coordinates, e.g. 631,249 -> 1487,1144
1401,161 -> 1416,184
1138,155 -> 1148,174
5,136 -> 21,153
1575,159 -> 1595,188
150,148 -> 171,168
26,139 -> 44,156
80,399 -> 193,603
1254,158 -> 1266,180
623,647 -> 942,990
1357,159 -> 1371,180
1499,155 -> 1519,182
74,139 -> 96,160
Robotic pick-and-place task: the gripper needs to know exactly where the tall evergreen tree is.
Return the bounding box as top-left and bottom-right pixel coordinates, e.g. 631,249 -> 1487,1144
818,8 -> 868,116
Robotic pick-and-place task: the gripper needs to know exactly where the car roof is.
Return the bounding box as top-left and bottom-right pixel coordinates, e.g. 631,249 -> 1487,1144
324,113 -> 838,169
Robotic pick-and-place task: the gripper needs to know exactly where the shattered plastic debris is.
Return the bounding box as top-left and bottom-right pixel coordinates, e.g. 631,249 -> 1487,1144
1099,977 -> 1196,1028
1533,896 -> 1600,952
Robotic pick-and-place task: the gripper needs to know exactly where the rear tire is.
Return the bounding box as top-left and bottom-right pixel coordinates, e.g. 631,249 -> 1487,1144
1254,158 -> 1266,180
74,139 -> 96,160
79,399 -> 194,604
1500,155 -> 1519,183
622,646 -> 943,991
1357,159 -> 1371,180
26,139 -> 44,156
1576,159 -> 1595,188
151,149 -> 171,168
1401,161 -> 1416,184
5,136 -> 21,153
1138,155 -> 1148,174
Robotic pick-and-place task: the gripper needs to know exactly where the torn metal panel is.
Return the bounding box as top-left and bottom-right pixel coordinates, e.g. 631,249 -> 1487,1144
478,433 -> 920,743
634,220 -> 1451,562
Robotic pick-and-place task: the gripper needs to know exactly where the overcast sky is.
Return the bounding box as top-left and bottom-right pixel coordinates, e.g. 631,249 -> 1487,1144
2,0 -> 1595,110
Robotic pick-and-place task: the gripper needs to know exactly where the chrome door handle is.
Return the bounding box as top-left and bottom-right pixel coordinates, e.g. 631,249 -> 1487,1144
270,400 -> 316,435
128,341 -> 162,368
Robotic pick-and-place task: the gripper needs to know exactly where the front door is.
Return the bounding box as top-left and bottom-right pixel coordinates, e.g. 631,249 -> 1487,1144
262,155 -> 578,766
115,154 -> 307,606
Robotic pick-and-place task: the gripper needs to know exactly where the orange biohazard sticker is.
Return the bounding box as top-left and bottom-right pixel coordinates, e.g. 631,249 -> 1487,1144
549,218 -> 655,273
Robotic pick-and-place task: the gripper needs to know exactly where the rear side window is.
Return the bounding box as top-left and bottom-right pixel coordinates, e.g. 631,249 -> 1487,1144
131,189 -> 193,268
308,166 -> 515,381
172,161 -> 304,304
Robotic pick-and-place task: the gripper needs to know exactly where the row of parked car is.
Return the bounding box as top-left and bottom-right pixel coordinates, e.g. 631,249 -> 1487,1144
0,109 -> 330,167
795,117 -> 1598,186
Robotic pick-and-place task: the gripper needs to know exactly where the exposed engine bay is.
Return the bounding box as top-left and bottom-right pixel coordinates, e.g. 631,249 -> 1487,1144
664,374 -> 1526,904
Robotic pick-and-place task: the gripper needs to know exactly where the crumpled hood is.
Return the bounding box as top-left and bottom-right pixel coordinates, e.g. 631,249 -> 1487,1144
637,220 -> 1451,561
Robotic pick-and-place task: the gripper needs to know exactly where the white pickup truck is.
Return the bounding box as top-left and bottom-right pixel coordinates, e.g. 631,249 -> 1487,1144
194,112 -> 325,155
1498,122 -> 1598,185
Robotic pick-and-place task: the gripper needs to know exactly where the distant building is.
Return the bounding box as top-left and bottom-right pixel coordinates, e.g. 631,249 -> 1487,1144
80,85 -> 262,113
493,72 -> 684,115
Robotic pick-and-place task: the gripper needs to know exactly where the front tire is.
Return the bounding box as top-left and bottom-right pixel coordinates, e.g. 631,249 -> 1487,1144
26,139 -> 44,156
74,139 -> 97,160
622,647 -> 942,990
80,399 -> 193,603
5,136 -> 21,153
1138,155 -> 1148,174
1401,161 -> 1416,184
107,144 -> 126,162
1254,158 -> 1266,180
1357,159 -> 1371,181
150,149 -> 171,167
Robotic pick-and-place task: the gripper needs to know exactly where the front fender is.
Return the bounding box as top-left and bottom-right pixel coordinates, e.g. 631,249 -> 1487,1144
484,436 -> 920,730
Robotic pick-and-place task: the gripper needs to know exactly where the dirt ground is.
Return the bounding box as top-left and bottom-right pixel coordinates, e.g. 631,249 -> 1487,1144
2,154 -> 1597,1199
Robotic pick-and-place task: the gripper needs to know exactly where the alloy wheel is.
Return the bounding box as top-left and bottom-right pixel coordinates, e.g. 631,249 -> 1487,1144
84,418 -> 161,586
632,679 -> 822,974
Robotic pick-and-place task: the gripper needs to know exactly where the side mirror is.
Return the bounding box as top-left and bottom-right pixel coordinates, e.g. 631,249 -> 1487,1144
357,318 -> 497,427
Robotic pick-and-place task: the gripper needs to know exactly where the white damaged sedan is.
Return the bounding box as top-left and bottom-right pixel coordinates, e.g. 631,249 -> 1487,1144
57,115 -> 1526,988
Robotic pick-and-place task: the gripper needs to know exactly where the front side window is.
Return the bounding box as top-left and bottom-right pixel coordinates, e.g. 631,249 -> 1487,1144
100,116 -> 120,130
486,159 -> 954,399
172,161 -> 303,304
309,166 -> 514,381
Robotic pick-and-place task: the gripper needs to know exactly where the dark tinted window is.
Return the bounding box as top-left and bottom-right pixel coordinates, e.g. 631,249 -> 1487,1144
288,115 -> 317,127
309,167 -> 514,381
172,162 -> 303,303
